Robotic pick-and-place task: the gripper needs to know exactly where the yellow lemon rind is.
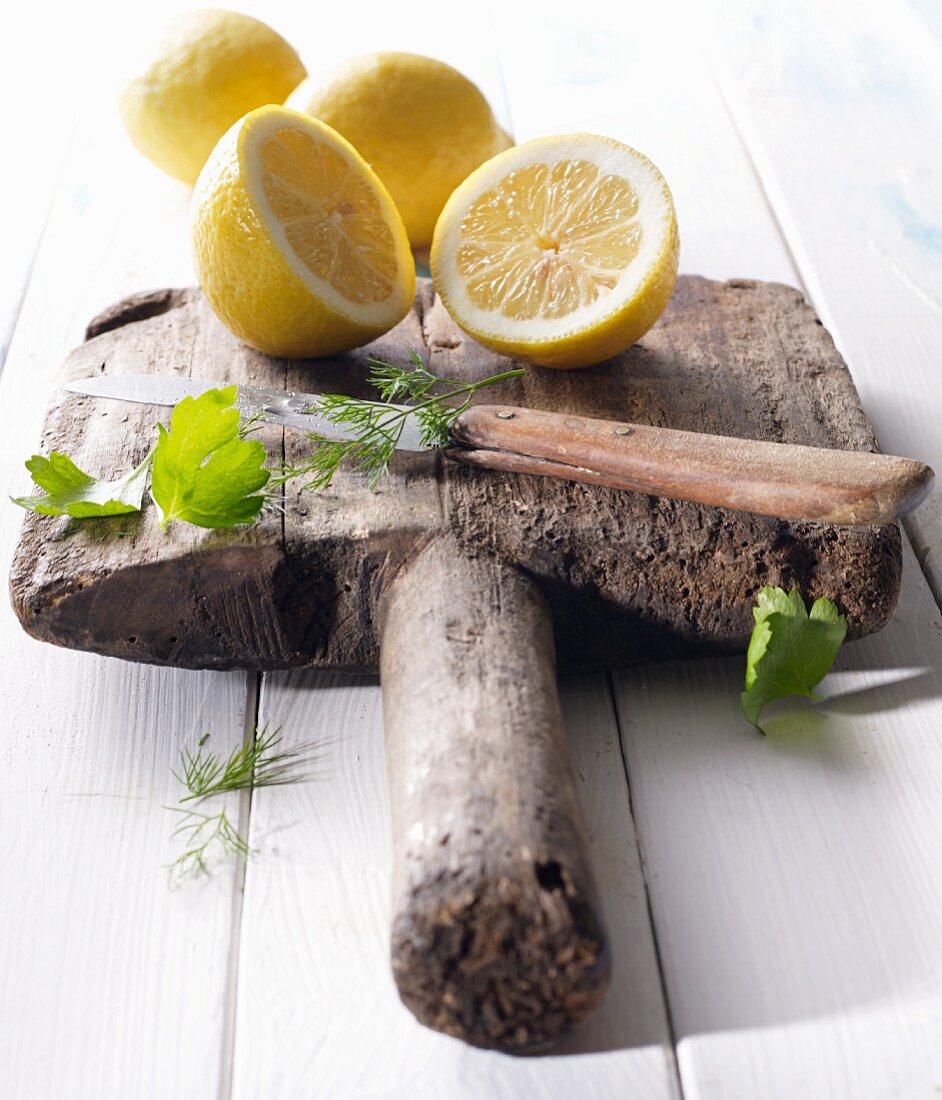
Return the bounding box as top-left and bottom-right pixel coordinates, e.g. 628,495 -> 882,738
119,11 -> 307,185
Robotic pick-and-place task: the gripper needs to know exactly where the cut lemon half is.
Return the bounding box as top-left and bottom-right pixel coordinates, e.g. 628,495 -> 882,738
430,134 -> 679,369
192,105 -> 415,358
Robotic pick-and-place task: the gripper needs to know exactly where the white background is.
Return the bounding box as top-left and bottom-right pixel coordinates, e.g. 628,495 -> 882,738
2,1 -> 942,1097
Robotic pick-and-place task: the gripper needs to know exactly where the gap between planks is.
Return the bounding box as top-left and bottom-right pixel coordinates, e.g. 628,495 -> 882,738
0,124 -> 76,376
607,668 -> 686,1100
219,670 -> 263,1100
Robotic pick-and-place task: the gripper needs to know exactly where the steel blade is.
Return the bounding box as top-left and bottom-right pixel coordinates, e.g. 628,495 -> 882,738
64,373 -> 429,451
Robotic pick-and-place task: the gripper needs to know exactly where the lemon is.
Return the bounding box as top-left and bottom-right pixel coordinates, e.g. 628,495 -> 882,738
191,106 -> 415,358
119,10 -> 307,184
286,53 -> 512,249
430,135 -> 680,369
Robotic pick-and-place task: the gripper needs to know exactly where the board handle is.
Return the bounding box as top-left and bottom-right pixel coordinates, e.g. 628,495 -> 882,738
448,405 -> 934,525
379,537 -> 609,1051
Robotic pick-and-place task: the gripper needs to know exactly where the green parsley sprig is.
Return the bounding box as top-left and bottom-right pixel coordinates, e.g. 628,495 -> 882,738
12,448 -> 154,518
14,385 -> 269,530
741,586 -> 847,733
150,386 -> 270,528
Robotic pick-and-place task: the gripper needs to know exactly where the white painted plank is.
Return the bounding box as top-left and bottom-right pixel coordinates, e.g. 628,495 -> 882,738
905,0 -> 942,47
0,103 -> 251,1099
614,540 -> 942,1099
0,15 -> 75,368
231,673 -> 679,1100
712,0 -> 942,595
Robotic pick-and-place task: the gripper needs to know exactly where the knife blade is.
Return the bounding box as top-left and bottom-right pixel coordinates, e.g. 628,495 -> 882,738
64,373 -> 429,451
64,372 -> 934,524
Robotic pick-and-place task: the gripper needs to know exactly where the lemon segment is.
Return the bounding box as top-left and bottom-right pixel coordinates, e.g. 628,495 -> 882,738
192,106 -> 415,358
287,53 -> 512,249
430,135 -> 679,369
119,10 -> 307,185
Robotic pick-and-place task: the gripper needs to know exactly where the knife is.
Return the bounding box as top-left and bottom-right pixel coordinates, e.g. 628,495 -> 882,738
65,373 -> 934,525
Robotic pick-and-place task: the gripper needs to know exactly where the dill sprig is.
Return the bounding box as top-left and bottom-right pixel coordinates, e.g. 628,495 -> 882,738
167,807 -> 251,889
166,725 -> 322,887
173,723 -> 313,802
271,350 -> 525,491
238,408 -> 268,438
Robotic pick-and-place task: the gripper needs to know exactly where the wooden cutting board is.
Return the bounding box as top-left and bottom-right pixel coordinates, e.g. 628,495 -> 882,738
8,275 -> 902,1051
10,275 -> 900,671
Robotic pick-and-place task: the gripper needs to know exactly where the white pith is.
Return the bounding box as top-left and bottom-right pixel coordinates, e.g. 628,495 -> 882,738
240,109 -> 412,326
435,135 -> 674,341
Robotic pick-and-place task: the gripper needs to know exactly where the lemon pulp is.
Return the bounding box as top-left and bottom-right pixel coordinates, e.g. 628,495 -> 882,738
457,161 -> 643,320
258,126 -> 398,305
430,134 -> 679,368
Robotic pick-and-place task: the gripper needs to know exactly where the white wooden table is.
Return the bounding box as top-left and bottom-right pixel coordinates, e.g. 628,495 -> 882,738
3,2 -> 942,1096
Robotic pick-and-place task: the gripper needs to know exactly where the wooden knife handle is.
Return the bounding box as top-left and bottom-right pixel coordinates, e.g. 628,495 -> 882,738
448,405 -> 934,525
379,536 -> 609,1051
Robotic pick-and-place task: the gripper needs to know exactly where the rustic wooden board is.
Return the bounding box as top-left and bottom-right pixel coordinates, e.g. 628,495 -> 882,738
9,275 -> 900,672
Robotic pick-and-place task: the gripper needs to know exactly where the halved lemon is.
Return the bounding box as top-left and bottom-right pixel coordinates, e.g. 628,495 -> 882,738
192,105 -> 415,358
430,134 -> 679,369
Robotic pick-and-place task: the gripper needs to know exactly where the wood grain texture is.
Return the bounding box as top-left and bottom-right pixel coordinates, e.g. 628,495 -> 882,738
381,538 -> 608,1049
231,670 -> 680,1100
11,276 -> 902,673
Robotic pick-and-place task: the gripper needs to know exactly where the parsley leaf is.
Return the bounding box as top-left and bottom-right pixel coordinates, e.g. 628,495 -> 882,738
13,449 -> 153,518
151,386 -> 270,529
741,587 -> 847,733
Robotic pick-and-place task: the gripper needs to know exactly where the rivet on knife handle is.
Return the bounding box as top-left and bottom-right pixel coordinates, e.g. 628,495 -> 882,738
448,405 -> 934,525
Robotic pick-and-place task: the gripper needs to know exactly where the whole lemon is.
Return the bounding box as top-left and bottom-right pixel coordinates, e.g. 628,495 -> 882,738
286,52 -> 512,248
119,10 -> 306,184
